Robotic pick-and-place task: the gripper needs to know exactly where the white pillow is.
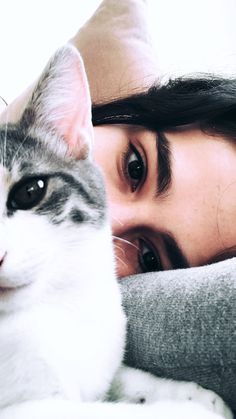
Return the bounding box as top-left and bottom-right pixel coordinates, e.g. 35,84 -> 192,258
70,0 -> 159,103
0,0 -> 159,122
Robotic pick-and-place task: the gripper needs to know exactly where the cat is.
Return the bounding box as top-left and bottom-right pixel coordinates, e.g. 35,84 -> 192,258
0,44 -> 232,419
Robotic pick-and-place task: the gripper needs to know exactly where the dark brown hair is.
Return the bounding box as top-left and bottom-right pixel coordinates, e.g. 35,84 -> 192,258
92,75 -> 236,141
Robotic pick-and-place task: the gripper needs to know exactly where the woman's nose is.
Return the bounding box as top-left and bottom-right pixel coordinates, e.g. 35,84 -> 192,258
108,201 -> 139,237
108,202 -> 140,277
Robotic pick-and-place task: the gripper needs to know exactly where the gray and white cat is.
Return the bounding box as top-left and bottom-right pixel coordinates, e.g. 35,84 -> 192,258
0,45 -> 232,419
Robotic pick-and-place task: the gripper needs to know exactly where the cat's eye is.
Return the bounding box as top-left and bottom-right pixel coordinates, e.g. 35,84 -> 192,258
8,177 -> 48,211
138,239 -> 163,273
123,144 -> 147,192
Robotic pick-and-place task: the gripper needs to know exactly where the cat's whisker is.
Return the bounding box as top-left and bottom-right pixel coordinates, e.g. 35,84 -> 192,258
111,215 -> 124,226
114,253 -> 128,269
3,113 -> 9,168
112,235 -> 139,251
113,243 -> 126,258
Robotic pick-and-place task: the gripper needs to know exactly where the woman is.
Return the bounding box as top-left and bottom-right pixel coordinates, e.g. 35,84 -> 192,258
89,78 -> 236,413
91,77 -> 236,277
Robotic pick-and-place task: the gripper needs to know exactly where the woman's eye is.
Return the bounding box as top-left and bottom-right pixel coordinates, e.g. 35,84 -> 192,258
7,177 -> 48,211
123,144 -> 146,192
138,239 -> 163,273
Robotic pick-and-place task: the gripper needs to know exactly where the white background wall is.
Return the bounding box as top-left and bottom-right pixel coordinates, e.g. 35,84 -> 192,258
0,0 -> 236,103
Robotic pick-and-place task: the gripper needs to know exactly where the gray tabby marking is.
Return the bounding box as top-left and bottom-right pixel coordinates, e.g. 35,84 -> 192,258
0,127 -> 106,225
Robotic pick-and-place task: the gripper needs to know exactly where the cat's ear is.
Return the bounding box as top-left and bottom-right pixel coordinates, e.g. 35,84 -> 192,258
22,44 -> 93,159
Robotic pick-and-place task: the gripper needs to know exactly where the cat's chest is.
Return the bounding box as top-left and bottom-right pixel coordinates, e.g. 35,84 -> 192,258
0,307 -> 79,406
0,301 -> 125,407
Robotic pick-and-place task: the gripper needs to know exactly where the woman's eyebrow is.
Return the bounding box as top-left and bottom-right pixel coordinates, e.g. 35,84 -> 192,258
155,132 -> 172,197
162,233 -> 190,269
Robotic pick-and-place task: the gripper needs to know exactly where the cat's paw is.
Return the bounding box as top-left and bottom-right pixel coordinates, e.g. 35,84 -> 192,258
110,366 -> 233,419
150,401 -> 233,419
175,383 -> 233,419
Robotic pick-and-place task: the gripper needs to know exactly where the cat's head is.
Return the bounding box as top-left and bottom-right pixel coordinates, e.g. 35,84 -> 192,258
0,45 -> 113,313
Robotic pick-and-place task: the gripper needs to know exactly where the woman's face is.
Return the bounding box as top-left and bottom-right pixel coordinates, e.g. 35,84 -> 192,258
93,125 -> 236,277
